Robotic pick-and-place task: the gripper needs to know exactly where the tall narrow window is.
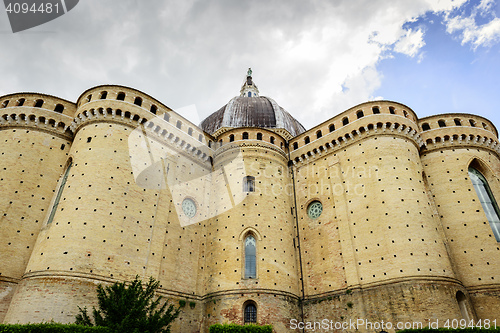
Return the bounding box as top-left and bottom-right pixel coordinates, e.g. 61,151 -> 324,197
248,92 -> 251,97
229,134 -> 235,142
100,91 -> 108,99
176,120 -> 182,129
244,302 -> 257,323
243,176 -> 255,192
316,130 -> 322,139
244,235 -> 256,278
256,133 -> 262,140
47,162 -> 72,225
293,142 -> 298,150
342,117 -> 349,125
469,167 -> 500,241
456,291 -> 470,321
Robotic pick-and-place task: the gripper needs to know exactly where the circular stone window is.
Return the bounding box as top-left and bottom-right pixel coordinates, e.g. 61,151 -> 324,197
182,198 -> 197,218
307,201 -> 323,219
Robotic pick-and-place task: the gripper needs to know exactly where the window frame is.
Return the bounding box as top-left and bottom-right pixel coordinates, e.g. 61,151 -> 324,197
469,167 -> 500,242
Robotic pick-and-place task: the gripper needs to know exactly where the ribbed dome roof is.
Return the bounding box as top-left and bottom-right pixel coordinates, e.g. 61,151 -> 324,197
201,96 -> 305,137
201,70 -> 305,137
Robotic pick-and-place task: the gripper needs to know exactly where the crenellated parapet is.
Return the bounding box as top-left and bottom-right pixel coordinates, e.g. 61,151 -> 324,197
290,112 -> 423,165
75,85 -> 211,145
0,93 -> 75,139
419,114 -> 499,155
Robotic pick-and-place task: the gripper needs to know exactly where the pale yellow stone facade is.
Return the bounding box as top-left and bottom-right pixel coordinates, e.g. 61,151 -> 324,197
0,82 -> 499,333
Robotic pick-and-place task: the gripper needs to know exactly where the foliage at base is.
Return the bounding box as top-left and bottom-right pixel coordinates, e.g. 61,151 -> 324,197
209,323 -> 273,333
398,328 -> 500,333
75,276 -> 180,333
0,323 -> 112,333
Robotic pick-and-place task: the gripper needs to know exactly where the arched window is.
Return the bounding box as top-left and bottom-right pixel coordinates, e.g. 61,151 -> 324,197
1,100 -> 9,108
244,302 -> 257,323
244,235 -> 256,278
372,107 -> 380,114
468,167 -> 500,241
242,132 -> 249,140
456,291 -> 470,321
100,91 -> 107,99
150,105 -> 157,114
403,110 -> 408,118
270,136 -> 275,144
117,92 -> 125,101
293,142 -> 298,150
342,117 -> 349,126
86,94 -> 92,102
304,136 -> 310,144
54,104 -> 64,113
134,97 -> 142,106
163,113 -> 170,122
198,134 -> 203,142
47,162 -> 72,225
329,124 -> 335,132
243,176 -> 255,193
34,99 -> 44,108
389,107 -> 395,114
229,134 -> 235,142
316,130 -> 322,139
17,98 -> 25,106
248,92 -> 251,97
188,128 -> 193,136
256,133 -> 262,140
454,118 -> 461,126
357,110 -> 364,119
176,120 -> 182,129
422,123 -> 430,131
469,119 -> 475,127
438,120 -> 446,127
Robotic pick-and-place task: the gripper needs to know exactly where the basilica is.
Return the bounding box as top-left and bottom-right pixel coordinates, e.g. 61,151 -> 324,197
0,71 -> 499,332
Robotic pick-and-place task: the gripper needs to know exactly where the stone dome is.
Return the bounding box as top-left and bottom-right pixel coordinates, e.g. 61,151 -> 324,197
200,70 -> 305,137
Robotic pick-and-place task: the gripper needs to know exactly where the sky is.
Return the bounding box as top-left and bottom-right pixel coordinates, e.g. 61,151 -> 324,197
0,0 -> 499,130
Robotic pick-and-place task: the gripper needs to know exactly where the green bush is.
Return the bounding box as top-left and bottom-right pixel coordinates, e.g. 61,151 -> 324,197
209,323 -> 273,333
0,323 -> 112,333
398,328 -> 500,333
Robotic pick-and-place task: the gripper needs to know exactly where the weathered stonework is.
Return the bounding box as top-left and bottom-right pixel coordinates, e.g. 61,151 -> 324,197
1,81 -> 499,333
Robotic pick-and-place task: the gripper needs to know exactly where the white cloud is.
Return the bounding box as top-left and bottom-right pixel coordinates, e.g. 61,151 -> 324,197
444,0 -> 500,48
0,0 -> 486,129
393,28 -> 426,58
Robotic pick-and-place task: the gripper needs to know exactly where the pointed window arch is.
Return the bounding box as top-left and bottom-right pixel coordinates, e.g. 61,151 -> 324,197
47,162 -> 72,225
469,167 -> 500,241
244,234 -> 256,278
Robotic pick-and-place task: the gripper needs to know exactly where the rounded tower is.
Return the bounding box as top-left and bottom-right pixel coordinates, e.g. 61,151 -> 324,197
4,87 -> 207,331
289,101 -> 465,326
0,93 -> 74,322
200,73 -> 303,331
419,114 -> 500,321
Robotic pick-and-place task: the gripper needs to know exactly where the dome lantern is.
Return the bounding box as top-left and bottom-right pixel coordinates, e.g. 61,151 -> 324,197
240,68 -> 260,97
